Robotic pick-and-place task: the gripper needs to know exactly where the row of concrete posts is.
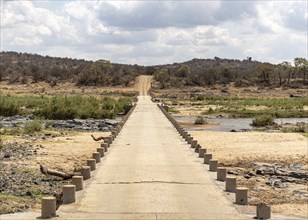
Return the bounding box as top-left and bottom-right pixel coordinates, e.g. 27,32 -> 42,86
40,104 -> 137,219
158,104 -> 271,220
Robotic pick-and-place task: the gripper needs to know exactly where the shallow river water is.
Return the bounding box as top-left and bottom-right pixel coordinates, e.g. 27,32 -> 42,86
175,116 -> 308,132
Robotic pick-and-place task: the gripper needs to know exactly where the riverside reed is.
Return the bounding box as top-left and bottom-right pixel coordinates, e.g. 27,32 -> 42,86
0,95 -> 132,119
191,95 -> 308,118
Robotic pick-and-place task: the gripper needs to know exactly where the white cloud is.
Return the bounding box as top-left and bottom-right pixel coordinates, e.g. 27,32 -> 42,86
14,37 -> 42,46
0,0 -> 307,65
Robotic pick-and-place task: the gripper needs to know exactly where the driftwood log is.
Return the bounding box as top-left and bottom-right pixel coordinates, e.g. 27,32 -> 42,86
91,134 -> 106,141
40,164 -> 74,180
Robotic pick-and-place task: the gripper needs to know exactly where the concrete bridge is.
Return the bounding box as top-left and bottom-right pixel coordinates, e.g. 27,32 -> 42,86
2,76 -> 252,220
55,75 -> 248,219
55,94 -> 247,219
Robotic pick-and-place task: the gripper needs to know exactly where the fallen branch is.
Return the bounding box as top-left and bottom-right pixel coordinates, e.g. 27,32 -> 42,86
40,164 -> 74,180
91,134 -> 106,141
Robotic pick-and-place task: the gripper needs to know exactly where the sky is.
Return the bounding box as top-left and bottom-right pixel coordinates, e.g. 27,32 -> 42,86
0,0 -> 307,65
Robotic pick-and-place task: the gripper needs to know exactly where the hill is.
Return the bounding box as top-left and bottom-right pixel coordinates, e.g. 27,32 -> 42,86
0,51 -> 306,88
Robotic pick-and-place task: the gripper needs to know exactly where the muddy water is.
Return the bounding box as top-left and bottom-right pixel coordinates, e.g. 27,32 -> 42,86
175,116 -> 308,132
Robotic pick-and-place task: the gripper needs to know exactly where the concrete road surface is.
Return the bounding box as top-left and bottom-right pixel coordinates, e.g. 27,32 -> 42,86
56,95 -> 247,220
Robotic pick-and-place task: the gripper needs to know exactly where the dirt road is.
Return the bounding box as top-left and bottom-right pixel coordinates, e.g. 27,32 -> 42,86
135,75 -> 152,95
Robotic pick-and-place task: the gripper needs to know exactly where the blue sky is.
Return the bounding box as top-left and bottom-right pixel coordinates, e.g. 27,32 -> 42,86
1,0 -> 307,65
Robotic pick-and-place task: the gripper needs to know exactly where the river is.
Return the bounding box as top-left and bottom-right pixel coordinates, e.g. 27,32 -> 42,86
174,117 -> 308,132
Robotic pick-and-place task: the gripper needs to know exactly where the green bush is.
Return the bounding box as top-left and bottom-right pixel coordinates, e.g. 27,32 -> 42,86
24,119 -> 42,134
0,94 -> 132,119
194,116 -> 207,125
0,136 -> 3,148
0,97 -> 19,116
251,115 -> 276,127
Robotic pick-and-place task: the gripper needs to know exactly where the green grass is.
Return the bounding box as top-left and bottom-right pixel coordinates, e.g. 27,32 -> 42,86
251,115 -> 276,127
0,95 -> 132,119
0,193 -> 33,214
194,116 -> 207,125
24,119 -> 42,134
0,136 -> 3,148
194,95 -> 308,118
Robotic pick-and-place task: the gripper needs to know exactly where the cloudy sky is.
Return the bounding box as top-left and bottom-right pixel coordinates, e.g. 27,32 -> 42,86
1,0 -> 307,65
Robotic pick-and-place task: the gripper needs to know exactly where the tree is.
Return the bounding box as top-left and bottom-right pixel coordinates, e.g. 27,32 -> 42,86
276,61 -> 291,86
256,64 -> 273,85
294,57 -> 308,84
154,68 -> 170,89
176,64 -> 191,78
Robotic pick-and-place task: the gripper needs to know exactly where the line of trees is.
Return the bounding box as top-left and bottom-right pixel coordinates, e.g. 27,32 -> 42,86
152,57 -> 307,88
0,51 -> 307,88
0,51 -> 141,87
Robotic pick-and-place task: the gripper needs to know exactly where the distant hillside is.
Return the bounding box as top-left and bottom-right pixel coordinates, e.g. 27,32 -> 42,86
150,57 -> 307,88
0,51 -> 306,88
0,51 -> 141,87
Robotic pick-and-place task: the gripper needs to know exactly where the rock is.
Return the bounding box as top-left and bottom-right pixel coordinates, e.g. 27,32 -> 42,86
254,186 -> 266,191
26,191 -> 33,197
274,181 -> 286,188
4,152 -> 11,158
227,170 -> 239,175
256,169 -> 263,175
244,174 -> 252,179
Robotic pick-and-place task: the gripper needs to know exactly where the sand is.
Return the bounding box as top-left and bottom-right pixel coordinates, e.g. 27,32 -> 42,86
190,130 -> 308,217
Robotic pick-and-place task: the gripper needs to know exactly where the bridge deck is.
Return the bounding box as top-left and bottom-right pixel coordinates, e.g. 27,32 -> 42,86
57,96 -> 246,219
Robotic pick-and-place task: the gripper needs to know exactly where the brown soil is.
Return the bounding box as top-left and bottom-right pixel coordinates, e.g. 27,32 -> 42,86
190,130 -> 308,217
151,84 -> 308,99
0,81 -> 139,97
0,131 -> 108,214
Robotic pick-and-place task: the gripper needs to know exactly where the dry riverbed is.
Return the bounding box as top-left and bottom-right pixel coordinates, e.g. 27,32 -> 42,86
0,131 -> 108,214
190,130 -> 308,217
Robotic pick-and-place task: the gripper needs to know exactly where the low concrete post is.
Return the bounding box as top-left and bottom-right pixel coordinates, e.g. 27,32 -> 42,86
87,159 -> 96,171
186,137 -> 193,144
80,166 -> 91,180
97,148 -> 104,157
107,136 -> 113,145
194,144 -> 200,153
181,132 -> 186,138
191,140 -> 197,148
71,176 -> 83,191
92,152 -> 101,163
226,176 -> 237,192
63,185 -> 76,204
217,167 -> 227,181
204,153 -> 212,164
41,197 -> 56,218
183,133 -> 187,138
199,148 -> 206,158
209,159 -> 218,172
236,187 -> 248,205
256,202 -> 271,219
101,143 -> 108,152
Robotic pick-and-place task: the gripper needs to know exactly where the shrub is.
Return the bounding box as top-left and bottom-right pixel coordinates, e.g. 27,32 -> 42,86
0,94 -> 132,119
194,116 -> 207,125
0,136 -> 3,148
0,97 -> 19,116
251,115 -> 276,127
24,119 -> 42,134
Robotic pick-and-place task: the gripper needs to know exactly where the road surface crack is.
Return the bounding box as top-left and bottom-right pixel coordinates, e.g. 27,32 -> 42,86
96,181 -> 206,185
